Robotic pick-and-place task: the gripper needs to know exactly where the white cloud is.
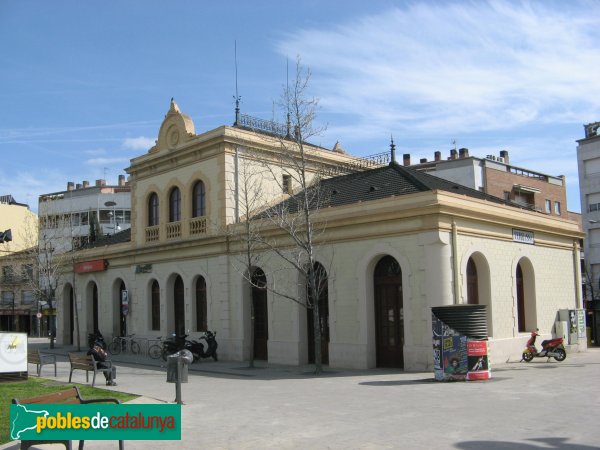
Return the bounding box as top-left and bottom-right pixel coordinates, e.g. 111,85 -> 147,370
277,1 -> 600,137
122,136 -> 155,150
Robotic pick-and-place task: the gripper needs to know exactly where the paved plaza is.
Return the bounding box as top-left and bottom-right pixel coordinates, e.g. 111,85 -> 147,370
3,340 -> 600,449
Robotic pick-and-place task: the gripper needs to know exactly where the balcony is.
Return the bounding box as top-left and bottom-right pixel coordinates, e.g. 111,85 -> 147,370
189,217 -> 207,236
166,222 -> 182,239
145,225 -> 160,243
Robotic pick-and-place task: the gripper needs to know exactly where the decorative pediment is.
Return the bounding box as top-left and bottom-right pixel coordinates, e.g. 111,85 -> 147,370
152,98 -> 196,153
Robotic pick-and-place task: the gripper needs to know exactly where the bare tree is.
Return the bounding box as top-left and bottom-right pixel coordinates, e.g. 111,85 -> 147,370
226,148 -> 270,367
249,58 -> 330,374
21,209 -> 82,349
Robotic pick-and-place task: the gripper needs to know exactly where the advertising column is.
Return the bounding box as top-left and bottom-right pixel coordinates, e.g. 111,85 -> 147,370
432,305 -> 490,381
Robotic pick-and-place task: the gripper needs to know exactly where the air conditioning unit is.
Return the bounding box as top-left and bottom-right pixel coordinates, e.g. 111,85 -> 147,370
486,155 -> 496,161
496,157 -> 504,163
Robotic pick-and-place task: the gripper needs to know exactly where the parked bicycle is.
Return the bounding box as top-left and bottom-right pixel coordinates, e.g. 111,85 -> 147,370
108,334 -> 141,355
148,337 -> 165,360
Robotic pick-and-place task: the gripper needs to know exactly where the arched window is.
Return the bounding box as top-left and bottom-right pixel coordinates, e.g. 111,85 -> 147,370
195,276 -> 207,332
516,263 -> 525,332
192,181 -> 206,217
151,280 -> 160,331
148,193 -> 159,226
174,276 -> 185,336
169,187 -> 181,222
466,258 -> 479,305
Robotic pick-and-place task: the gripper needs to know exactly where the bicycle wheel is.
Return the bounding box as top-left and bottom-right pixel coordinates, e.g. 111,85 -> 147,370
130,341 -> 141,355
108,341 -> 121,355
148,344 -> 162,359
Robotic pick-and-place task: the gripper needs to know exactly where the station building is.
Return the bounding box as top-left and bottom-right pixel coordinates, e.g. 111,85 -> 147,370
55,100 -> 585,370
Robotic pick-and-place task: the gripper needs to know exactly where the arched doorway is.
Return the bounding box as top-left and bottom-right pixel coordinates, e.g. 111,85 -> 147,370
374,255 -> 404,368
467,257 -> 479,305
307,263 -> 329,364
251,268 -> 268,360
174,276 -> 185,336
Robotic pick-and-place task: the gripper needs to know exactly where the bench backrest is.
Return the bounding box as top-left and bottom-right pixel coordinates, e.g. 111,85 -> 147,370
27,350 -> 41,364
68,352 -> 94,370
13,386 -> 82,405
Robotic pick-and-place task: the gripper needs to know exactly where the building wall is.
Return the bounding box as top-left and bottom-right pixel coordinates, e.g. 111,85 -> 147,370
431,159 -> 483,191
485,165 -> 567,217
0,202 -> 38,252
55,102 -> 584,371
58,192 -> 583,371
578,133 -> 600,291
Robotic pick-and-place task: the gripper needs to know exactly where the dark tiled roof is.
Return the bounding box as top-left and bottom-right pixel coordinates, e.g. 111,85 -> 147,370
82,228 -> 131,250
260,162 -> 524,216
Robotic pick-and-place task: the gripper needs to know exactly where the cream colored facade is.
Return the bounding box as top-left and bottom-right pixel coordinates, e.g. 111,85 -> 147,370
55,101 -> 585,370
0,197 -> 38,253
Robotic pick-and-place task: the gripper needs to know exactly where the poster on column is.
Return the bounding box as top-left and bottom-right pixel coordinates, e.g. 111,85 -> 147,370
466,340 -> 490,380
432,312 -> 467,381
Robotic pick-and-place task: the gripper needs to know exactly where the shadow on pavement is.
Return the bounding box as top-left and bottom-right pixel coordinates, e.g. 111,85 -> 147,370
455,437 -> 598,449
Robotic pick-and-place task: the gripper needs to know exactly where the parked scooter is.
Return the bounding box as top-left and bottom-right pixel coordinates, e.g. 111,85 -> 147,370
186,331 -> 218,362
522,329 -> 567,362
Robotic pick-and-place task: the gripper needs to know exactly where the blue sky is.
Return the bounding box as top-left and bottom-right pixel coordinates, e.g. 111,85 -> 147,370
1,0 -> 598,213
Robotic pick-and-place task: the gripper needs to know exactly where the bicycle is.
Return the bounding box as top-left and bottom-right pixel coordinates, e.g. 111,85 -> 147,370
108,334 -> 141,355
148,337 -> 164,359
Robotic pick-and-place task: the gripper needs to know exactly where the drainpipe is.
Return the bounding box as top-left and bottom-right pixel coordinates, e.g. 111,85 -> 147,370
452,219 -> 460,304
573,240 -> 582,309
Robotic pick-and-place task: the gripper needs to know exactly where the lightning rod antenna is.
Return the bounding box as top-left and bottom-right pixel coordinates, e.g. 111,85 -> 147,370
234,40 -> 241,126
286,57 -> 291,138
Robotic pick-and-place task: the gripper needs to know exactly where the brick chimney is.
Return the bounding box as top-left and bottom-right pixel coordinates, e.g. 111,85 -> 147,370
459,148 -> 469,158
67,182 -> 74,191
95,179 -> 106,187
500,150 -> 509,164
82,180 -> 89,188
434,151 -> 441,162
450,149 -> 458,160
76,183 -> 82,190
403,153 -> 411,166
420,158 -> 427,163
118,175 -> 126,186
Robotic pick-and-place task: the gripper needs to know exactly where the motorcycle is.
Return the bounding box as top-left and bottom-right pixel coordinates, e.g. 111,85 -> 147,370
522,329 -> 566,362
161,333 -> 188,361
186,331 -> 218,363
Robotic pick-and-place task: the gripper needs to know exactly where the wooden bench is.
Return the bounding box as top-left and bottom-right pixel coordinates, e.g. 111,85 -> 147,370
27,349 -> 57,377
68,352 -> 114,387
12,385 -> 124,450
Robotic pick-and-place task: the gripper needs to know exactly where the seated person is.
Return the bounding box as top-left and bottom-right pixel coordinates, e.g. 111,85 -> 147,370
87,343 -> 117,386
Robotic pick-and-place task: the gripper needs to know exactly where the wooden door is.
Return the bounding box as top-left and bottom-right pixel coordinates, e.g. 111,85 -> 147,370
374,256 -> 404,368
308,265 -> 329,364
252,269 -> 268,360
